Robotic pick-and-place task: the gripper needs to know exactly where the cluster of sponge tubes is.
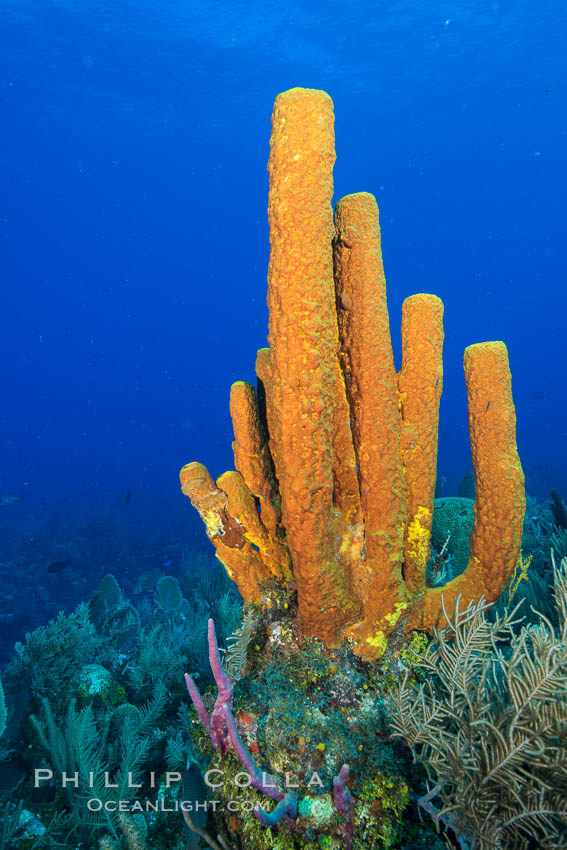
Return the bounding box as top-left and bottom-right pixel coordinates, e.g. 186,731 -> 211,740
180,87 -> 525,661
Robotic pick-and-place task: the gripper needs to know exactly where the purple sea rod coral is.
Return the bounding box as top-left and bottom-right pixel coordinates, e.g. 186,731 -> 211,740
185,619 -> 353,835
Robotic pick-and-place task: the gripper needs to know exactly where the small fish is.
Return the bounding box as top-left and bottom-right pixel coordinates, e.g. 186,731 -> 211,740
47,558 -> 73,574
162,558 -> 172,568
124,490 -> 132,505
0,493 -> 24,507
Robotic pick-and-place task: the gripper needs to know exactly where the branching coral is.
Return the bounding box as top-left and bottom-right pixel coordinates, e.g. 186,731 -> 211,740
385,553 -> 567,849
30,685 -> 167,840
180,87 -> 525,659
185,619 -> 357,846
14,603 -> 100,699
185,620 -> 297,820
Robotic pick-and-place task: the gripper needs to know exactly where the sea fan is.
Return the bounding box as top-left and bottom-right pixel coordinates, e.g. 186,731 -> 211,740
386,553 -> 567,849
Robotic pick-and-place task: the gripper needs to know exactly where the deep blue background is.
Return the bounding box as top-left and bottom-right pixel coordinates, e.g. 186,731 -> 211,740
1,0 -> 566,530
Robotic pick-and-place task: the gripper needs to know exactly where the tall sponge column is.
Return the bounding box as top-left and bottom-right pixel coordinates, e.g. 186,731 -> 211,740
333,192 -> 407,630
397,293 -> 444,597
409,340 -> 525,629
264,87 -> 360,643
179,88 -> 526,657
179,462 -> 269,602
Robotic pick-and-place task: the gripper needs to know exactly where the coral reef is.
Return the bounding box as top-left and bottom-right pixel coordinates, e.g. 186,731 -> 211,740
550,488 -> 567,530
386,553 -> 567,848
0,506 -> 205,668
1,493 -> 565,848
0,557 -> 240,849
180,87 -> 525,660
5,88 -> 566,850
183,593 -> 439,850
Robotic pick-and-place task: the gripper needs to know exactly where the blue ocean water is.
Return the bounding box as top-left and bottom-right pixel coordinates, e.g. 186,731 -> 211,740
0,1 -> 565,634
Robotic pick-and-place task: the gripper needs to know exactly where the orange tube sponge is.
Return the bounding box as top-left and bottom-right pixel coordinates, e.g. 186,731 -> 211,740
464,341 -> 525,591
225,384 -> 293,583
397,294 -> 444,596
333,192 -> 406,625
180,88 -> 526,659
229,380 -> 281,537
409,341 -> 525,629
265,87 -> 360,643
179,462 -> 267,602
255,347 -> 279,473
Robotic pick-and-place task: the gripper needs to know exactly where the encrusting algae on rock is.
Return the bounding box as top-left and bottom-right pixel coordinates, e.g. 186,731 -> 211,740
180,86 -> 525,661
